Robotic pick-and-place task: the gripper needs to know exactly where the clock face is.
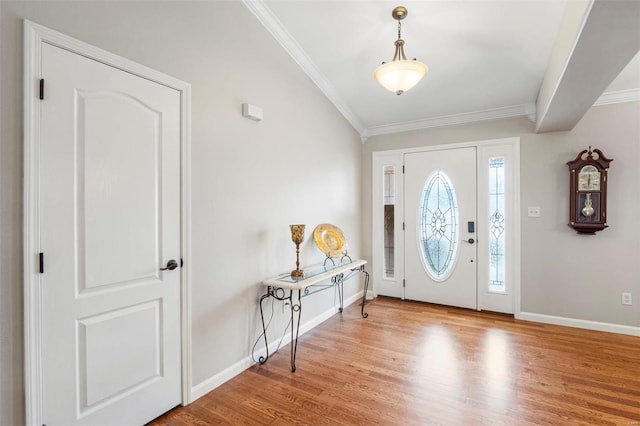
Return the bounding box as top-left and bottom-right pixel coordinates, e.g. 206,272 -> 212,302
578,165 -> 600,191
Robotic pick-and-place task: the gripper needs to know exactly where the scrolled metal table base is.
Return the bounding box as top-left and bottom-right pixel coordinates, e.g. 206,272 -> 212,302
258,267 -> 369,372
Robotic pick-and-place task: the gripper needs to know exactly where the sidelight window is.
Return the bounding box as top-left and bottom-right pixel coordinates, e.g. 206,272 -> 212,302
383,166 -> 395,278
488,157 -> 506,292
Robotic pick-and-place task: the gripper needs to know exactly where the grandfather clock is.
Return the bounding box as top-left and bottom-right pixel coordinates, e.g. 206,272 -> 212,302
567,147 -> 612,234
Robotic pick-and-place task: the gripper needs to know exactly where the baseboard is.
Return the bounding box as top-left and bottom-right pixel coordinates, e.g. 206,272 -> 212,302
190,355 -> 253,402
517,311 -> 640,337
190,290 -> 365,402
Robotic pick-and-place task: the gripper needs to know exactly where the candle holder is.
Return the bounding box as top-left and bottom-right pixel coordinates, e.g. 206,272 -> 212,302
290,224 -> 305,279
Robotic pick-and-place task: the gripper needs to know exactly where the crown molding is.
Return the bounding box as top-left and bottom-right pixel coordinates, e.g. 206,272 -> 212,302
242,0 -> 366,136
594,88 -> 640,106
363,88 -> 639,139
364,103 -> 536,138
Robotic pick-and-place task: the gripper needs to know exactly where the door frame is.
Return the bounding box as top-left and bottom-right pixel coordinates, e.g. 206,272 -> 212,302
23,20 -> 192,425
371,137 -> 521,313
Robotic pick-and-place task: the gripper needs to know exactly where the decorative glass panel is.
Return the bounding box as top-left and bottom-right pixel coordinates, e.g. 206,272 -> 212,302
418,171 -> 458,280
383,166 -> 395,278
489,157 -> 506,292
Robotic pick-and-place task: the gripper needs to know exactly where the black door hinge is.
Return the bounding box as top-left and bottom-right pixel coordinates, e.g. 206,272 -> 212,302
403,279 -> 406,288
402,222 -> 405,231
402,165 -> 405,174
180,258 -> 184,268
39,253 -> 44,274
39,79 -> 44,100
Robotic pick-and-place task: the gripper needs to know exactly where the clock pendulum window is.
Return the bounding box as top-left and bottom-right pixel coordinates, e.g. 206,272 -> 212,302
566,147 -> 613,234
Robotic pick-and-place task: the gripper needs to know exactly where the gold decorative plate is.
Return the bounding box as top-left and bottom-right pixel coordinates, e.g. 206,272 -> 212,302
313,224 -> 347,258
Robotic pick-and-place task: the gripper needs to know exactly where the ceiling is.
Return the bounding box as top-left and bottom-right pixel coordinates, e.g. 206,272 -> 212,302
243,0 -> 640,139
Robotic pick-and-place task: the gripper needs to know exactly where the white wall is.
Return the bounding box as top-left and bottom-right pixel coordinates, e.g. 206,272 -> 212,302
363,102 -> 640,329
0,2 -> 363,423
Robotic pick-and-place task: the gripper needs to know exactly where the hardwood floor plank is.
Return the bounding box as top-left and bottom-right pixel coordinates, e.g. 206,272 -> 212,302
150,297 -> 640,425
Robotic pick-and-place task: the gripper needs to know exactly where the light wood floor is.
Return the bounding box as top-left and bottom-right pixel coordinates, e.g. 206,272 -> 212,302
149,296 -> 640,425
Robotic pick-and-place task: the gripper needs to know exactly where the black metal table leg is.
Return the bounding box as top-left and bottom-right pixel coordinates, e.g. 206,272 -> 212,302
332,273 -> 345,313
290,289 -> 302,372
258,289 -> 272,364
360,267 -> 370,318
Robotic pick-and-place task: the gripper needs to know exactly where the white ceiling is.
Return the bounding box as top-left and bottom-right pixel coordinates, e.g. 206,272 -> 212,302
244,0 -> 640,139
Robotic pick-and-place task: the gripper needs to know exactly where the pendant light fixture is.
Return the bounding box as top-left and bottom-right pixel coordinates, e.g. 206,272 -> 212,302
374,6 -> 428,95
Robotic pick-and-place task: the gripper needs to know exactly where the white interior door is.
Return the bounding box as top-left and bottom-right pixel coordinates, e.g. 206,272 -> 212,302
38,42 -> 182,425
404,148 -> 477,309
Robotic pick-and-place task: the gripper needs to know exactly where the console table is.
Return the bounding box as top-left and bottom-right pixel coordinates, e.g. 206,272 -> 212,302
259,259 -> 369,372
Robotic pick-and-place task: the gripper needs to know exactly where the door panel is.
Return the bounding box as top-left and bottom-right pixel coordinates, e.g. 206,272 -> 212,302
404,148 -> 477,309
78,90 -> 162,291
79,300 -> 161,409
40,43 -> 181,425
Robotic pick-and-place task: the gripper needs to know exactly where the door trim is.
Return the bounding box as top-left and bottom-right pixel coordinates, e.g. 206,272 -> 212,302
23,20 -> 192,425
371,137 -> 520,314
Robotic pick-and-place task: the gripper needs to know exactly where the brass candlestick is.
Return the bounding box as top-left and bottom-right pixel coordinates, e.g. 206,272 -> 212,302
290,224 -> 305,278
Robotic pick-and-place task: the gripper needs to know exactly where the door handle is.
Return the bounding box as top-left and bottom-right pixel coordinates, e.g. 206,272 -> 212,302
462,238 -> 475,244
160,259 -> 179,271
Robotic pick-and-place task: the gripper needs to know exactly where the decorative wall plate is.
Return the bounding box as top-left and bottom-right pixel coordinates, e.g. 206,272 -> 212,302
313,224 -> 347,258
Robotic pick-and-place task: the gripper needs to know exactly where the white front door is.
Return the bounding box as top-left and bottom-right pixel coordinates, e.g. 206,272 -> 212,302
38,42 -> 182,425
404,147 -> 478,309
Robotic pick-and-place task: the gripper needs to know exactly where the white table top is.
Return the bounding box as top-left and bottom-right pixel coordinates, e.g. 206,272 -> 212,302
262,259 -> 367,290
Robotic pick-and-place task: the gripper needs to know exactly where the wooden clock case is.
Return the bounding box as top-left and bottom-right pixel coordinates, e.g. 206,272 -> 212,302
567,147 -> 612,235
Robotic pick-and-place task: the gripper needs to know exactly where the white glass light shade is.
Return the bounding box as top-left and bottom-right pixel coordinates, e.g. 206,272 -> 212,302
374,59 -> 429,95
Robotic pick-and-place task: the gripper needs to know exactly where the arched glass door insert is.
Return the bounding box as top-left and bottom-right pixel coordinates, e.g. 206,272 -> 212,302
418,170 -> 459,281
